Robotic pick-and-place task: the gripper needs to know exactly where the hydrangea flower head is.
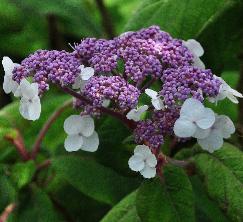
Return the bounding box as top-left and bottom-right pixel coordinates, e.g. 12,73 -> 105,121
128,145 -> 157,178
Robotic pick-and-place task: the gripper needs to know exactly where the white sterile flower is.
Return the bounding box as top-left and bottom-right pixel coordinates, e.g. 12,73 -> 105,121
72,65 -> 94,89
2,56 -> 19,94
64,115 -> 99,152
208,75 -> 243,104
126,105 -> 148,122
145,89 -> 164,110
102,99 -> 110,108
183,39 -> 205,69
17,79 -> 41,121
128,145 -> 157,179
197,115 -> 235,153
174,98 -> 215,138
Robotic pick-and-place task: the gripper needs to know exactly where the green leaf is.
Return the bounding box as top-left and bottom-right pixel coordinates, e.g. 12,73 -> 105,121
193,143 -> 243,221
47,176 -> 109,222
0,175 -> 17,212
101,191 -> 141,222
190,175 -> 229,222
124,0 -> 243,72
136,165 -> 195,222
10,160 -> 36,189
11,186 -> 60,222
52,156 -> 140,205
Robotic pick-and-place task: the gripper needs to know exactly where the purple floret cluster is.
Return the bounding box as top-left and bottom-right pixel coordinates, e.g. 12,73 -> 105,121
82,76 -> 140,110
13,50 -> 80,93
161,66 -> 221,106
74,26 -> 193,84
134,120 -> 164,149
12,25 -> 221,149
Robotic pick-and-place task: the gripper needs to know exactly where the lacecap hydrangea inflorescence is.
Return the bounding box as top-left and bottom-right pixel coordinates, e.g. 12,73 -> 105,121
2,26 -> 242,179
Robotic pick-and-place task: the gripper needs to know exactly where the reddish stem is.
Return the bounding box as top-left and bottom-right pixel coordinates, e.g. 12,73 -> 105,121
5,131 -> 30,161
31,100 -> 72,159
0,203 -> 16,222
61,86 -> 137,129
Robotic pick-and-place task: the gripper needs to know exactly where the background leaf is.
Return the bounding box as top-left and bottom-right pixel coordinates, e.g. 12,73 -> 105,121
101,190 -> 141,222
52,155 -> 140,205
136,165 -> 195,222
193,143 -> 243,221
10,160 -> 36,189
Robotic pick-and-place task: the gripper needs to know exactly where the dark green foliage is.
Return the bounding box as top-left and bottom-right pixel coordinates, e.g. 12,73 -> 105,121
193,143 -> 243,221
136,165 -> 195,222
101,191 -> 141,222
52,156 -> 140,205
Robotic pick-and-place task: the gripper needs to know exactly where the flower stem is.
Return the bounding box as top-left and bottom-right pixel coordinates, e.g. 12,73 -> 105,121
5,131 -> 30,161
31,100 -> 72,159
61,86 -> 137,129
0,203 -> 16,222
165,156 -> 191,168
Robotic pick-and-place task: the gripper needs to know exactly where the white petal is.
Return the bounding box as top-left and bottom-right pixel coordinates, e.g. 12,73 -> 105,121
27,97 -> 41,121
72,75 -> 82,89
184,39 -> 204,57
31,83 -> 39,95
196,108 -> 215,129
197,131 -> 224,153
214,115 -> 235,139
174,118 -> 197,138
226,93 -> 239,104
152,98 -> 164,110
193,127 -> 210,139
128,155 -> 145,172
126,105 -> 148,122
230,88 -> 243,98
193,56 -> 205,69
102,99 -> 110,108
19,96 -> 41,121
146,154 -> 157,168
140,165 -> 156,179
79,115 -> 95,137
64,135 -> 83,152
180,98 -> 205,121
79,65 -> 84,71
81,67 -> 94,80
81,131 -> 99,152
134,145 -> 151,158
145,89 -> 158,99
126,109 -> 139,121
2,56 -> 15,75
19,79 -> 34,98
13,85 -> 22,97
19,97 -> 30,120
3,75 -> 18,94
64,115 -> 85,135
